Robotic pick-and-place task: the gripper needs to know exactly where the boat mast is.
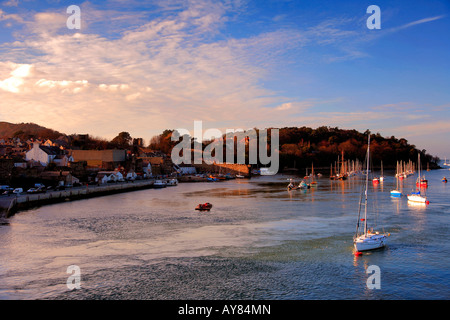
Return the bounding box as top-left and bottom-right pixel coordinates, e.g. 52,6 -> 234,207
355,133 -> 371,239
364,134 -> 370,235
418,153 -> 421,193
396,161 -> 399,189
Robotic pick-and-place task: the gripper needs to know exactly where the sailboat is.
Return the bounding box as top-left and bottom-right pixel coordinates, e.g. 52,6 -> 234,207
390,161 -> 402,198
310,163 -> 317,187
330,163 -> 336,180
287,178 -> 297,190
444,158 -> 448,166
407,154 -> 429,204
379,161 -> 384,182
354,134 -> 389,253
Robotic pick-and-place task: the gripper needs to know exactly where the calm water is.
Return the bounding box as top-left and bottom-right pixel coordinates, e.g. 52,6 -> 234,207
0,169 -> 449,300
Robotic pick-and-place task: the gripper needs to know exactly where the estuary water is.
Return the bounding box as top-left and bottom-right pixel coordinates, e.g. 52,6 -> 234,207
0,169 -> 449,300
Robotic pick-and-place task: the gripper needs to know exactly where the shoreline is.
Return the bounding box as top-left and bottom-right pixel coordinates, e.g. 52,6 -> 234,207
0,179 -> 157,218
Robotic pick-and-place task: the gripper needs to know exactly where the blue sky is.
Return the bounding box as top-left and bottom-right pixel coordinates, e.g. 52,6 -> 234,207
0,0 -> 449,157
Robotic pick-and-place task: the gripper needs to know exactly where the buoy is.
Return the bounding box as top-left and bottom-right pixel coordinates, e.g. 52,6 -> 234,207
354,251 -> 362,257
426,201 -> 430,205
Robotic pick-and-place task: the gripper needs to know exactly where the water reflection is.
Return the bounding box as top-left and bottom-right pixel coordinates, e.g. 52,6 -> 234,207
0,170 -> 449,300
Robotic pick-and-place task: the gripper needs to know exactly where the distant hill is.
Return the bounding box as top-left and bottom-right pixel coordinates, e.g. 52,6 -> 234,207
0,122 -> 65,140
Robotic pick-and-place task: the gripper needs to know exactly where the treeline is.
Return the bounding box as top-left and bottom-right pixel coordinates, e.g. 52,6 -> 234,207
148,126 -> 440,171
277,126 -> 439,170
2,122 -> 439,171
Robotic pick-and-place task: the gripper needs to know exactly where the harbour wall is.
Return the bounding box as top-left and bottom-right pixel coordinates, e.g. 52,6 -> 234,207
0,179 -> 155,218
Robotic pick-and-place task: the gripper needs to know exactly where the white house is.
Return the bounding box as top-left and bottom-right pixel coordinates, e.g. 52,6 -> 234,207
126,170 -> 137,180
26,142 -> 71,167
26,142 -> 57,166
96,171 -> 124,184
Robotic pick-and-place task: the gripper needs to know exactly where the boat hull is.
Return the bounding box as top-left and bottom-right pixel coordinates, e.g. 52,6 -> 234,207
390,190 -> 402,198
407,194 -> 427,203
354,234 -> 387,252
153,180 -> 167,188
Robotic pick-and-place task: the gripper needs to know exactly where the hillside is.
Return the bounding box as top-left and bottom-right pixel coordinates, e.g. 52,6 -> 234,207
276,126 -> 440,170
0,122 -> 65,140
150,126 -> 440,171
0,122 -> 441,171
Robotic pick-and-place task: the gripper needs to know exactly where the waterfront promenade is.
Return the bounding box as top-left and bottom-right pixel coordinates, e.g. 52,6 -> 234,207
0,179 -> 156,218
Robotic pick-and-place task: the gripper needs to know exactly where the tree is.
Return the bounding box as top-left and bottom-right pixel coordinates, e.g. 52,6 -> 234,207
111,132 -> 132,149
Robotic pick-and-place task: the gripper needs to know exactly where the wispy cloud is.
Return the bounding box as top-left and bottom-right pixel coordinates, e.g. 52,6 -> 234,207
0,0 -> 292,137
390,15 -> 446,32
0,0 -> 448,153
2,0 -> 18,7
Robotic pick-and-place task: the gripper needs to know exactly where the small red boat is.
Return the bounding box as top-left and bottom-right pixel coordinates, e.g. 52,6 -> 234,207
195,203 -> 213,211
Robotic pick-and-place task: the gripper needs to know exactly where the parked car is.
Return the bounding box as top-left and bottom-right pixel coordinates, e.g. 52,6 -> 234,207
36,187 -> 46,193
27,188 -> 38,194
13,188 -> 23,194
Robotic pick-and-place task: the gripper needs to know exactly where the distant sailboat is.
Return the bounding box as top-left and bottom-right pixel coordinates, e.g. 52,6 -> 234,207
354,134 -> 389,253
391,161 -> 402,198
407,154 -> 429,204
287,178 -> 297,190
310,163 -> 317,187
379,161 -> 384,182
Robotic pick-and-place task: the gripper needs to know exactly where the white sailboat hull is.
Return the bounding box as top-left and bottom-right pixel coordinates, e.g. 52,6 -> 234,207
407,194 -> 426,203
354,233 -> 387,252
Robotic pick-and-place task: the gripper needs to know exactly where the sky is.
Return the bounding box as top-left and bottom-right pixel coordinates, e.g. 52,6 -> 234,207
0,0 -> 449,157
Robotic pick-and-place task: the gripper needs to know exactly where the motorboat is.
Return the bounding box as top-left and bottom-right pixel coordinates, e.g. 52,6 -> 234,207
166,178 -> 178,186
153,180 -> 167,188
195,203 -> 213,211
